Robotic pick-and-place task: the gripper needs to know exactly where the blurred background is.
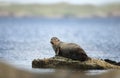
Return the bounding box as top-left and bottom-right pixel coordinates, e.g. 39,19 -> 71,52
0,0 -> 120,77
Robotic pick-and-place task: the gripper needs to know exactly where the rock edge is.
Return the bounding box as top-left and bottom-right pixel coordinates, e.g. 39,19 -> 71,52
32,56 -> 120,70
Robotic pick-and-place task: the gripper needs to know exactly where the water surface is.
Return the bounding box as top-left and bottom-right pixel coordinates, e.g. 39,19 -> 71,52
0,17 -> 120,74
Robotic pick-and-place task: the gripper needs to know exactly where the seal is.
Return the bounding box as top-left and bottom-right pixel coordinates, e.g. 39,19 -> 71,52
50,37 -> 89,61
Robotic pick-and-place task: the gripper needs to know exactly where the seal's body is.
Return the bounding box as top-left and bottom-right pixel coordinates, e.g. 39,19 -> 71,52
50,37 -> 89,61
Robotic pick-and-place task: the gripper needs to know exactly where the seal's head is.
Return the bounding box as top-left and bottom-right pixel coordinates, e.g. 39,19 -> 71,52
50,37 -> 60,45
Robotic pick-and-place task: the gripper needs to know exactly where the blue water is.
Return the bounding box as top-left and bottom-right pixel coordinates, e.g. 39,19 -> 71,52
0,17 -> 120,70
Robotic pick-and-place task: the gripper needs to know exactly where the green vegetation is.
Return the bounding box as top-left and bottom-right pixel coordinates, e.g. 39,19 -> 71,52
0,2 -> 120,18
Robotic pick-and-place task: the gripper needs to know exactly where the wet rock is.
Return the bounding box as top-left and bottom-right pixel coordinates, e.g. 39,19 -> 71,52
32,56 -> 120,69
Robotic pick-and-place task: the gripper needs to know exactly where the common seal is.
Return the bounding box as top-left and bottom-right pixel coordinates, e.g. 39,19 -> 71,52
50,37 -> 89,61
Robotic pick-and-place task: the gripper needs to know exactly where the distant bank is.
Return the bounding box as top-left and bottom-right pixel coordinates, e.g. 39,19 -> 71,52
0,2 -> 120,18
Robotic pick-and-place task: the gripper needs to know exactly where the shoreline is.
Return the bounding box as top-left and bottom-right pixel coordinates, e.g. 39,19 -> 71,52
0,16 -> 120,19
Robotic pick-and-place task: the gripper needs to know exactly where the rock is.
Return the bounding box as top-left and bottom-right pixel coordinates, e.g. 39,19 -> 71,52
32,56 -> 120,69
104,59 -> 117,64
104,59 -> 120,66
117,62 -> 120,66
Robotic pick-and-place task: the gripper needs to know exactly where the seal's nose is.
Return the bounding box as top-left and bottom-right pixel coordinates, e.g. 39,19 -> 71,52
50,41 -> 53,45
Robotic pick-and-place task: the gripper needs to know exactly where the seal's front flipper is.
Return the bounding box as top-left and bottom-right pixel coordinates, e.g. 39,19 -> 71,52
56,47 -> 60,56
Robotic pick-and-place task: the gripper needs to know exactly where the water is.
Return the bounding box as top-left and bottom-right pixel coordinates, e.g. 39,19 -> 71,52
0,17 -> 120,73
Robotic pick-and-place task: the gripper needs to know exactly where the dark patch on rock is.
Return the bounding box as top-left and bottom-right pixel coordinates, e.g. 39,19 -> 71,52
104,59 -> 120,66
